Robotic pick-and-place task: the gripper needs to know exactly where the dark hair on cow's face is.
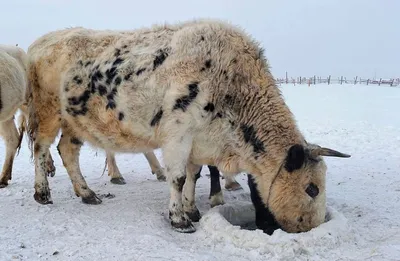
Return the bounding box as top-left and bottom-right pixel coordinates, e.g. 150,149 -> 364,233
251,143 -> 350,234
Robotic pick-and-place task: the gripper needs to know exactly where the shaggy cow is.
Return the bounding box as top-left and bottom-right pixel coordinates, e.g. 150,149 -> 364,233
0,45 -> 29,188
26,19 -> 350,233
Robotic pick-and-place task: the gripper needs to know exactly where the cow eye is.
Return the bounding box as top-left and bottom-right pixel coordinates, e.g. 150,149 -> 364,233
306,183 -> 319,198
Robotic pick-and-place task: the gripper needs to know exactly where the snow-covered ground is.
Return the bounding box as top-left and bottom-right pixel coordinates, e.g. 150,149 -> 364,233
1,83 -> 399,261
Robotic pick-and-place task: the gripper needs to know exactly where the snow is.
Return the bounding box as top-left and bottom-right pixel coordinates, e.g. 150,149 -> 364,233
1,83 -> 400,261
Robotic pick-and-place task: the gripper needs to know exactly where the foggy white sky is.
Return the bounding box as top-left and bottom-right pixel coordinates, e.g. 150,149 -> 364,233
1,0 -> 398,79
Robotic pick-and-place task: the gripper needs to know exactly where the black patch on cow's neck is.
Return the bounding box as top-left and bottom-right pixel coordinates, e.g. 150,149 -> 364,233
247,174 -> 281,235
153,49 -> 169,70
118,112 -> 125,121
73,75 -> 82,84
124,72 -> 134,81
240,124 -> 265,154
150,108 -> 163,126
136,68 -> 146,76
203,102 -> 215,112
284,144 -> 305,172
172,82 -> 199,112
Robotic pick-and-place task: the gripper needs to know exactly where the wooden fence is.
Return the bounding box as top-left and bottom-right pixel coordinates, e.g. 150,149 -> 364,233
276,73 -> 400,87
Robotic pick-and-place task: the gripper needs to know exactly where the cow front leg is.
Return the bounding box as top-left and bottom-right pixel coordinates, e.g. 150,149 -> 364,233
106,151 -> 126,185
144,152 -> 166,181
209,165 -> 225,207
57,131 -> 101,205
0,119 -> 20,188
162,135 -> 195,233
182,162 -> 202,222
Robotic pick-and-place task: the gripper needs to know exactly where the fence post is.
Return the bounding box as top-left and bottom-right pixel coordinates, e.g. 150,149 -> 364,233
367,79 -> 369,85
299,76 -> 302,84
285,72 -> 288,84
354,76 -> 358,85
314,75 -> 316,85
328,75 -> 331,85
379,78 -> 382,86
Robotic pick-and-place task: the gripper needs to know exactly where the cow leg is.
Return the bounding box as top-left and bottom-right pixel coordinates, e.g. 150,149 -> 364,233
45,150 -> 56,177
0,119 -> 20,188
143,152 -> 166,181
162,135 -> 194,233
106,151 -> 126,185
224,175 -> 243,191
182,162 -> 202,222
33,140 -> 53,204
57,129 -> 101,204
209,165 -> 225,207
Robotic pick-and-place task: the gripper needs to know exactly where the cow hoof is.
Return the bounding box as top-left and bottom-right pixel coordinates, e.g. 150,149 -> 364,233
34,191 -> 53,205
82,194 -> 102,205
153,169 -> 166,182
0,178 -> 9,188
171,220 -> 196,233
185,209 -> 201,222
210,191 -> 225,207
225,181 -> 243,191
110,177 -> 126,185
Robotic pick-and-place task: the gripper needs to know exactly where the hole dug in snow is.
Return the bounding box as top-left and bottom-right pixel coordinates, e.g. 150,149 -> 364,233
198,200 -> 353,257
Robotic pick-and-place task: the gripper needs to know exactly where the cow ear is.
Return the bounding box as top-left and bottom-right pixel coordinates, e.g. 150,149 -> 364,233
284,144 -> 305,172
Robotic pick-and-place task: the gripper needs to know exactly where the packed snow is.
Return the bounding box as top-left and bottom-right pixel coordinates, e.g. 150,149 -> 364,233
1,83 -> 399,261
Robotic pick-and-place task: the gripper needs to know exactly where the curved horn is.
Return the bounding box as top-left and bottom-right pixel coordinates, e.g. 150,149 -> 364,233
310,146 -> 351,158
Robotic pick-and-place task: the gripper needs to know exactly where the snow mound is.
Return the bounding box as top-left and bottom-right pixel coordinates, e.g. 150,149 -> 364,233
198,201 -> 355,258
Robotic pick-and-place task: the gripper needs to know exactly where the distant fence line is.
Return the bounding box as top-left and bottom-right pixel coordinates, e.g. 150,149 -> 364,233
276,73 -> 400,87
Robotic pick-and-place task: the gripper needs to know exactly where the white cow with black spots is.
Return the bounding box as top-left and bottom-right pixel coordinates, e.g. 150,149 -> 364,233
26,19 -> 350,233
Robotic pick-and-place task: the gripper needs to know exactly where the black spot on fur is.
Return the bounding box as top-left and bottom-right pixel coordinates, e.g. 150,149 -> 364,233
85,61 -> 92,67
78,60 -> 83,66
113,58 -> 124,67
97,84 -> 107,96
124,72 -> 134,81
114,76 -> 122,86
150,108 -> 163,126
205,59 -> 211,68
224,94 -> 233,105
203,102 -> 215,112
153,49 -> 168,70
284,144 -> 305,172
240,124 -> 265,154
173,176 -> 186,192
106,88 -> 117,110
73,76 -> 82,85
200,36 -> 205,41
70,137 -> 83,145
122,45 -> 128,49
172,82 -> 199,112
248,174 -> 281,235
93,70 -> 104,81
306,183 -> 319,198
66,89 -> 91,116
136,68 -> 146,75
105,66 -> 118,85
118,112 -> 124,121
114,48 -> 121,57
